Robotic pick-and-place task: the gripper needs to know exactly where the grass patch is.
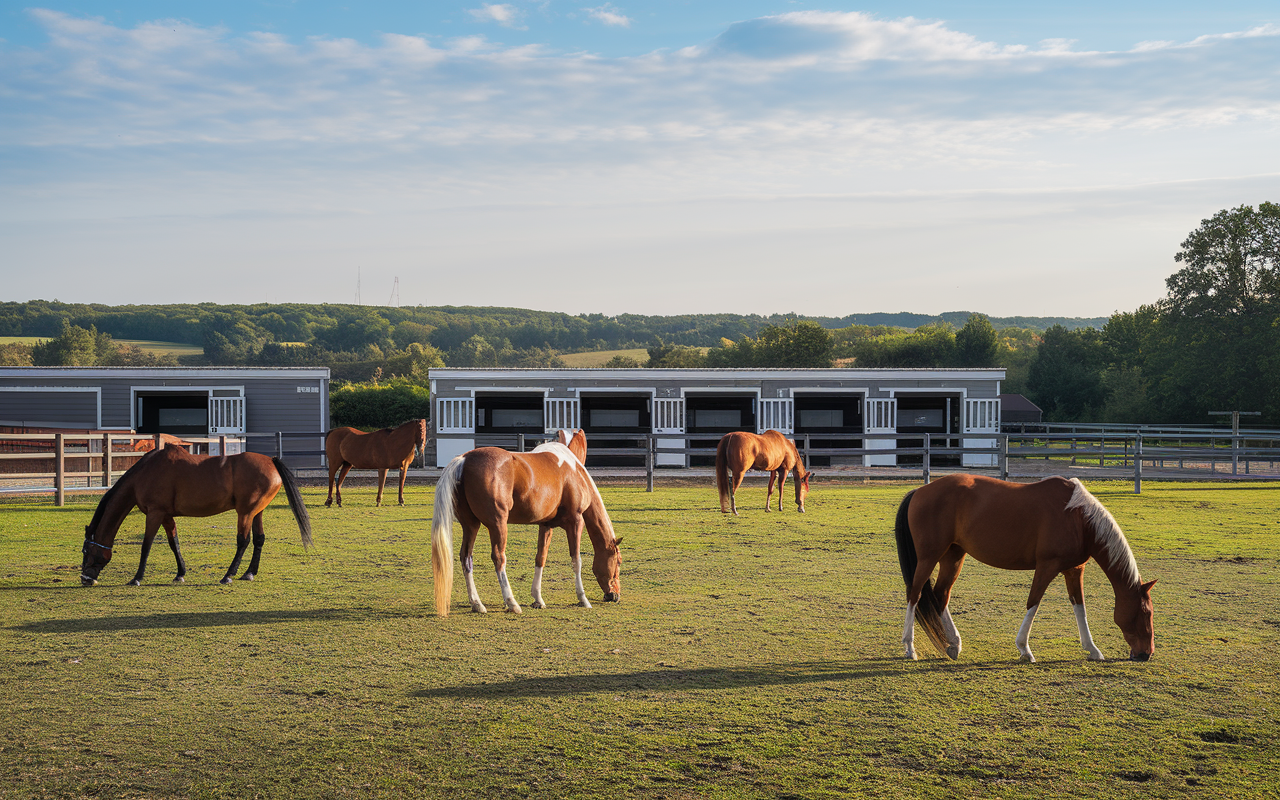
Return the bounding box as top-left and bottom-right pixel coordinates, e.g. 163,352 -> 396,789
0,336 -> 202,356
558,348 -> 651,367
1,481 -> 1277,797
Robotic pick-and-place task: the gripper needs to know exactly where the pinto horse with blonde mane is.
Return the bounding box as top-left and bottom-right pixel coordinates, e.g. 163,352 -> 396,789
430,429 -> 621,616
325,418 -> 426,507
716,430 -> 812,515
896,474 -> 1155,663
80,444 -> 312,587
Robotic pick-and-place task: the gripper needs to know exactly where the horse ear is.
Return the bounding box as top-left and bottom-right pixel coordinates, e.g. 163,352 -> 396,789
613,536 -> 623,549
1141,578 -> 1157,594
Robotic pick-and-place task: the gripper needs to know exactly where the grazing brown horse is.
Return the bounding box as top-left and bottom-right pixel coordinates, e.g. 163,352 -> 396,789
325,419 -> 426,507
896,474 -> 1155,663
430,429 -> 620,616
80,445 -> 312,587
716,430 -> 812,515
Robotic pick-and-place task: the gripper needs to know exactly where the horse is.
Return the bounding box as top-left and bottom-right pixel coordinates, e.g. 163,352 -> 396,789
80,444 -> 313,587
715,430 -> 812,515
324,418 -> 427,507
895,474 -> 1155,663
430,428 -> 621,616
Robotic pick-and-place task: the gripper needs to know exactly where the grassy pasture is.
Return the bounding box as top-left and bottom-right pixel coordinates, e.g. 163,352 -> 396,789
0,336 -> 202,357
558,349 -> 651,367
0,481 -> 1276,798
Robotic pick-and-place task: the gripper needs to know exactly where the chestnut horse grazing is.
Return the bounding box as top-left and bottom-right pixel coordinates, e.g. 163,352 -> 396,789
80,445 -> 312,587
896,474 -> 1155,663
430,429 -> 621,616
716,430 -> 811,515
325,419 -> 426,507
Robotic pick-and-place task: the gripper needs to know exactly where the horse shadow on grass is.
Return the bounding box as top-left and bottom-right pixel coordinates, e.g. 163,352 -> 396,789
9,606 -> 418,633
408,657 -> 1097,699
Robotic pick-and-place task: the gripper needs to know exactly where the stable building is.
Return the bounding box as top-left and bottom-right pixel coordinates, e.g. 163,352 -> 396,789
0,367 -> 330,466
430,368 -> 1004,468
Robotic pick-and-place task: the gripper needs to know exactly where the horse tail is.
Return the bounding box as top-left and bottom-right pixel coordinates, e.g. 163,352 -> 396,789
894,488 -> 949,657
715,437 -> 731,512
273,457 -> 313,549
431,454 -> 465,617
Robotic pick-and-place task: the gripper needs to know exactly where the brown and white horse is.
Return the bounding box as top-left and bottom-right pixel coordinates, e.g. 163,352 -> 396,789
430,429 -> 621,616
324,418 -> 426,507
896,474 -> 1155,662
715,430 -> 811,515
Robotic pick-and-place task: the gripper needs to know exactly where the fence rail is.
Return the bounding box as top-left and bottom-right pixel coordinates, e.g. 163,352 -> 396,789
5,428 -> 1279,504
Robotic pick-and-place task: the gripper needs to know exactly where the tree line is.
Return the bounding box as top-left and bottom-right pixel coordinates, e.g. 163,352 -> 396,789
3,202 -> 1276,426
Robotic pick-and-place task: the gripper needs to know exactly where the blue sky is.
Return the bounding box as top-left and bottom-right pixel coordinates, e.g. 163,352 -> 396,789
3,2 -> 1279,316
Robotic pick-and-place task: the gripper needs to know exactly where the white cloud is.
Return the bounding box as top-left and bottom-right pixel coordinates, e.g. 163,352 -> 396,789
467,4 -> 524,29
583,5 -> 632,28
3,9 -> 1279,313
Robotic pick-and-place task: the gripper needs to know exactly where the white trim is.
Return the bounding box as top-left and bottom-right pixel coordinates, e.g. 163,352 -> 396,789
458,386 -> 554,395
885,388 -> 969,397
790,386 -> 870,396
431,368 -> 1005,381
0,367 -> 327,379
0,386 -> 103,430
575,387 -> 658,396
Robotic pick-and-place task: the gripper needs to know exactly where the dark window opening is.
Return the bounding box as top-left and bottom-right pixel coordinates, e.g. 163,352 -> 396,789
137,394 -> 208,435
686,395 -> 755,465
476,394 -> 544,433
581,395 -> 650,466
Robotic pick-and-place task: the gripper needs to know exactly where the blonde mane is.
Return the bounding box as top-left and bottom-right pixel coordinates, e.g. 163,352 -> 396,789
1065,478 -> 1139,586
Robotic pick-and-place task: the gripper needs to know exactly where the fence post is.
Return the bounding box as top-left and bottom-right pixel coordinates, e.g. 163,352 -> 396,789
922,434 -> 931,484
102,432 -> 112,488
803,434 -> 811,469
1134,434 -> 1143,489
517,433 -> 525,453
1232,434 -> 1239,476
153,432 -> 162,452
276,431 -> 284,460
1000,434 -> 1009,481
219,434 -> 227,458
646,435 -> 654,493
54,433 -> 65,507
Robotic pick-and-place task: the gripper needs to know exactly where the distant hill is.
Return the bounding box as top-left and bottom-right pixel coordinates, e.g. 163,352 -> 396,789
809,312 -> 1107,332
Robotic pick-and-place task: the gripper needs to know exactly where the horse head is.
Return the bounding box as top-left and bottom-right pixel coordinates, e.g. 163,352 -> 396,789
592,536 -> 622,602
80,524 -> 112,587
795,469 -> 813,513
1115,578 -> 1156,661
555,429 -> 588,465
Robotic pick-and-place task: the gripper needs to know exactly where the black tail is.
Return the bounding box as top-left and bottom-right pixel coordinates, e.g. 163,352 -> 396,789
274,457 -> 313,549
894,489 -> 949,657
715,437 -> 731,512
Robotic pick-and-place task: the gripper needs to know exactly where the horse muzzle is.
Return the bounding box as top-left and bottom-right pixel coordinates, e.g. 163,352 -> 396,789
1130,651 -> 1151,662
80,574 -> 99,587
603,591 -> 620,603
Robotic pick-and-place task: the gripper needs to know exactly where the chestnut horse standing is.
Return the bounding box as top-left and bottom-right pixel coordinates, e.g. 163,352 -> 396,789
430,429 -> 621,616
896,474 -> 1155,663
325,419 -> 426,507
80,445 -> 312,587
716,430 -> 811,515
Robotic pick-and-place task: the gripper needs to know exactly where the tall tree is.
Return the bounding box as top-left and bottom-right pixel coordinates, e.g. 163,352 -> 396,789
954,313 -> 999,367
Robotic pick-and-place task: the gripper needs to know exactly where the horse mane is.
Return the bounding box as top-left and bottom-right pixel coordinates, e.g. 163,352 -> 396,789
1065,478 -> 1139,586
88,447 -> 155,531
533,441 -> 618,543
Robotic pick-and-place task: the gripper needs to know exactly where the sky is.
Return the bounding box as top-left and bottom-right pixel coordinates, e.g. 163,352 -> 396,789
3,2 -> 1279,318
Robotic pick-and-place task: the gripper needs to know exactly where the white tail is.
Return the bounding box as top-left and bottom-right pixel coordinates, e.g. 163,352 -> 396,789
431,454 -> 465,617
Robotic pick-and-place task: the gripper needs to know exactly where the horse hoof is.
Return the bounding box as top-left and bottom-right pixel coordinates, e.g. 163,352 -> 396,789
127,579 -> 141,587
471,604 -> 488,614
505,604 -> 523,614
240,573 -> 255,582
577,600 -> 593,609
172,577 -> 185,585
946,645 -> 960,660
531,600 -> 546,609
220,577 -> 233,585
1088,652 -> 1106,661
1019,653 -> 1036,663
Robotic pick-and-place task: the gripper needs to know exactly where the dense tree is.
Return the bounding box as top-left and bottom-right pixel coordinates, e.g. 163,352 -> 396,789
705,321 -> 833,367
954,314 -> 999,367
1026,325 -> 1108,421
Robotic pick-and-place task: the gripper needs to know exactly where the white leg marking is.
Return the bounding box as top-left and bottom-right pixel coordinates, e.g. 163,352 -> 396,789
1073,603 -> 1106,661
572,555 -> 592,608
531,566 -> 545,609
1016,604 -> 1039,662
465,568 -> 487,614
497,567 -> 522,614
940,606 -> 962,659
903,602 -> 918,660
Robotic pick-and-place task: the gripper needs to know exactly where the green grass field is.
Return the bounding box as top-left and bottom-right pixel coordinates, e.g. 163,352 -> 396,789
1,481 -> 1276,798
558,349 -> 651,367
0,336 -> 202,357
